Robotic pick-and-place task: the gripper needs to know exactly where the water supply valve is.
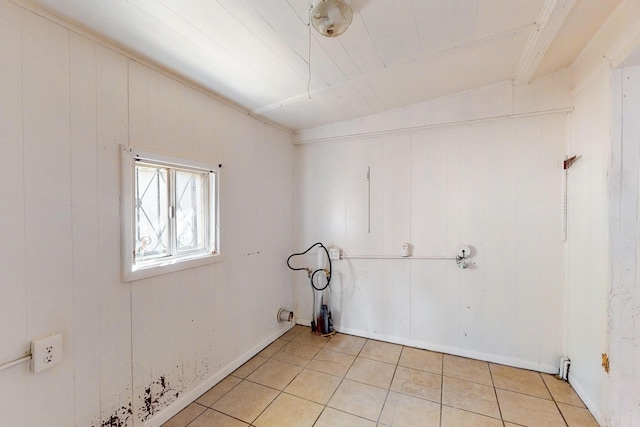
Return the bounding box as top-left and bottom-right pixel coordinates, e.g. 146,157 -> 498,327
456,245 -> 471,269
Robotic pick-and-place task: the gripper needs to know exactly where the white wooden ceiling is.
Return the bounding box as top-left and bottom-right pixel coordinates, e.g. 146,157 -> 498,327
28,0 -> 620,131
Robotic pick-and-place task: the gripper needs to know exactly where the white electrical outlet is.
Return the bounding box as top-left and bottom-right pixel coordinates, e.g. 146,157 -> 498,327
31,334 -> 63,373
329,248 -> 340,260
401,242 -> 411,257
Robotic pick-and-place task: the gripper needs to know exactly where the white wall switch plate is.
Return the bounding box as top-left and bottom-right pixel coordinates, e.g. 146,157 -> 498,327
31,334 -> 63,373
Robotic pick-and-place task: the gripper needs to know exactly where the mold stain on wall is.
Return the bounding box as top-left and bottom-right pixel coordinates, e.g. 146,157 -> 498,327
91,402 -> 132,427
139,376 -> 180,422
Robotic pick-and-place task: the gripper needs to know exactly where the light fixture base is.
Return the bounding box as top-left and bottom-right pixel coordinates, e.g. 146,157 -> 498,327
310,0 -> 353,38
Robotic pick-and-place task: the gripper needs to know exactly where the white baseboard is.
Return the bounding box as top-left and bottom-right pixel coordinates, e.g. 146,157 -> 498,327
568,373 -> 605,427
333,325 -> 559,374
144,323 -> 295,427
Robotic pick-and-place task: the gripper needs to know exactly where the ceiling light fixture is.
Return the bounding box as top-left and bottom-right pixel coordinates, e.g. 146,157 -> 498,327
310,0 -> 353,37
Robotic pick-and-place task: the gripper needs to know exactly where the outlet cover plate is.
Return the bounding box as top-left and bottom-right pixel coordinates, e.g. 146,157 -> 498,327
31,334 -> 63,373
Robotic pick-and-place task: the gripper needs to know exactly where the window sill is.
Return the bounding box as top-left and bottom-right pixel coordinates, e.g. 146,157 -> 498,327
122,253 -> 223,282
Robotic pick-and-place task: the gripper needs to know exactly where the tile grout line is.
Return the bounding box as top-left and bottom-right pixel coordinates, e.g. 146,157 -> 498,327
197,326 -> 307,426
539,371 -> 570,427
248,327 -> 326,426
375,344 -> 403,426
488,363 -> 507,427
313,334 -> 367,426
439,352 -> 444,427
180,402 -> 206,427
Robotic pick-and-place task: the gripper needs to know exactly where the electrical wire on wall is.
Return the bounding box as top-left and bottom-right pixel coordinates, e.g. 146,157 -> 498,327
287,242 -> 334,335
307,2 -> 313,99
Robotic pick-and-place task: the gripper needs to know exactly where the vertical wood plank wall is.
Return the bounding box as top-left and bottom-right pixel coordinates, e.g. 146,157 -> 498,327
609,64 -> 640,426
296,114 -> 566,372
0,1 -> 296,425
565,66 -> 612,422
0,1 -> 29,425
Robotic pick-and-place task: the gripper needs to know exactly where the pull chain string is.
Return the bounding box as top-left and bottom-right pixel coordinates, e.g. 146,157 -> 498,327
308,2 -> 312,99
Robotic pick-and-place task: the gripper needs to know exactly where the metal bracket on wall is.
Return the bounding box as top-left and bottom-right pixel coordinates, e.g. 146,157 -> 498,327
562,154 -> 581,242
563,155 -> 580,170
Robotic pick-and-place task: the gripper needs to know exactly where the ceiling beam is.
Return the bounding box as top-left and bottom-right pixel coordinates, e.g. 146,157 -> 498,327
513,0 -> 576,85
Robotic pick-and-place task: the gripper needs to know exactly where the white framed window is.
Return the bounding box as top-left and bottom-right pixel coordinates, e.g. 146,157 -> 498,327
121,146 -> 221,281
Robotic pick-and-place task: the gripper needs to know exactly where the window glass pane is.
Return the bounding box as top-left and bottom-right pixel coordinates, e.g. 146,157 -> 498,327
175,170 -> 206,253
135,164 -> 169,262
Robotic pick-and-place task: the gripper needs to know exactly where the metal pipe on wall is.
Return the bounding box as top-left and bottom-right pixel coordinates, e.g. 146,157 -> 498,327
341,255 -> 457,260
0,355 -> 31,372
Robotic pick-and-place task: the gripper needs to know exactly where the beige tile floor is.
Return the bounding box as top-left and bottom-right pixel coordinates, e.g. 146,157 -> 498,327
162,326 -> 600,427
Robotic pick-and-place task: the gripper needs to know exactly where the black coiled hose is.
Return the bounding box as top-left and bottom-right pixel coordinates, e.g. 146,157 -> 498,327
287,242 -> 332,291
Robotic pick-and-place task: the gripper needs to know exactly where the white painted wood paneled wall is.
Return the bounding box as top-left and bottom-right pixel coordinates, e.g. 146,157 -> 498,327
1,2 -> 76,425
296,110 -> 567,372
0,1 -> 296,426
609,63 -> 640,427
565,66 -> 612,425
